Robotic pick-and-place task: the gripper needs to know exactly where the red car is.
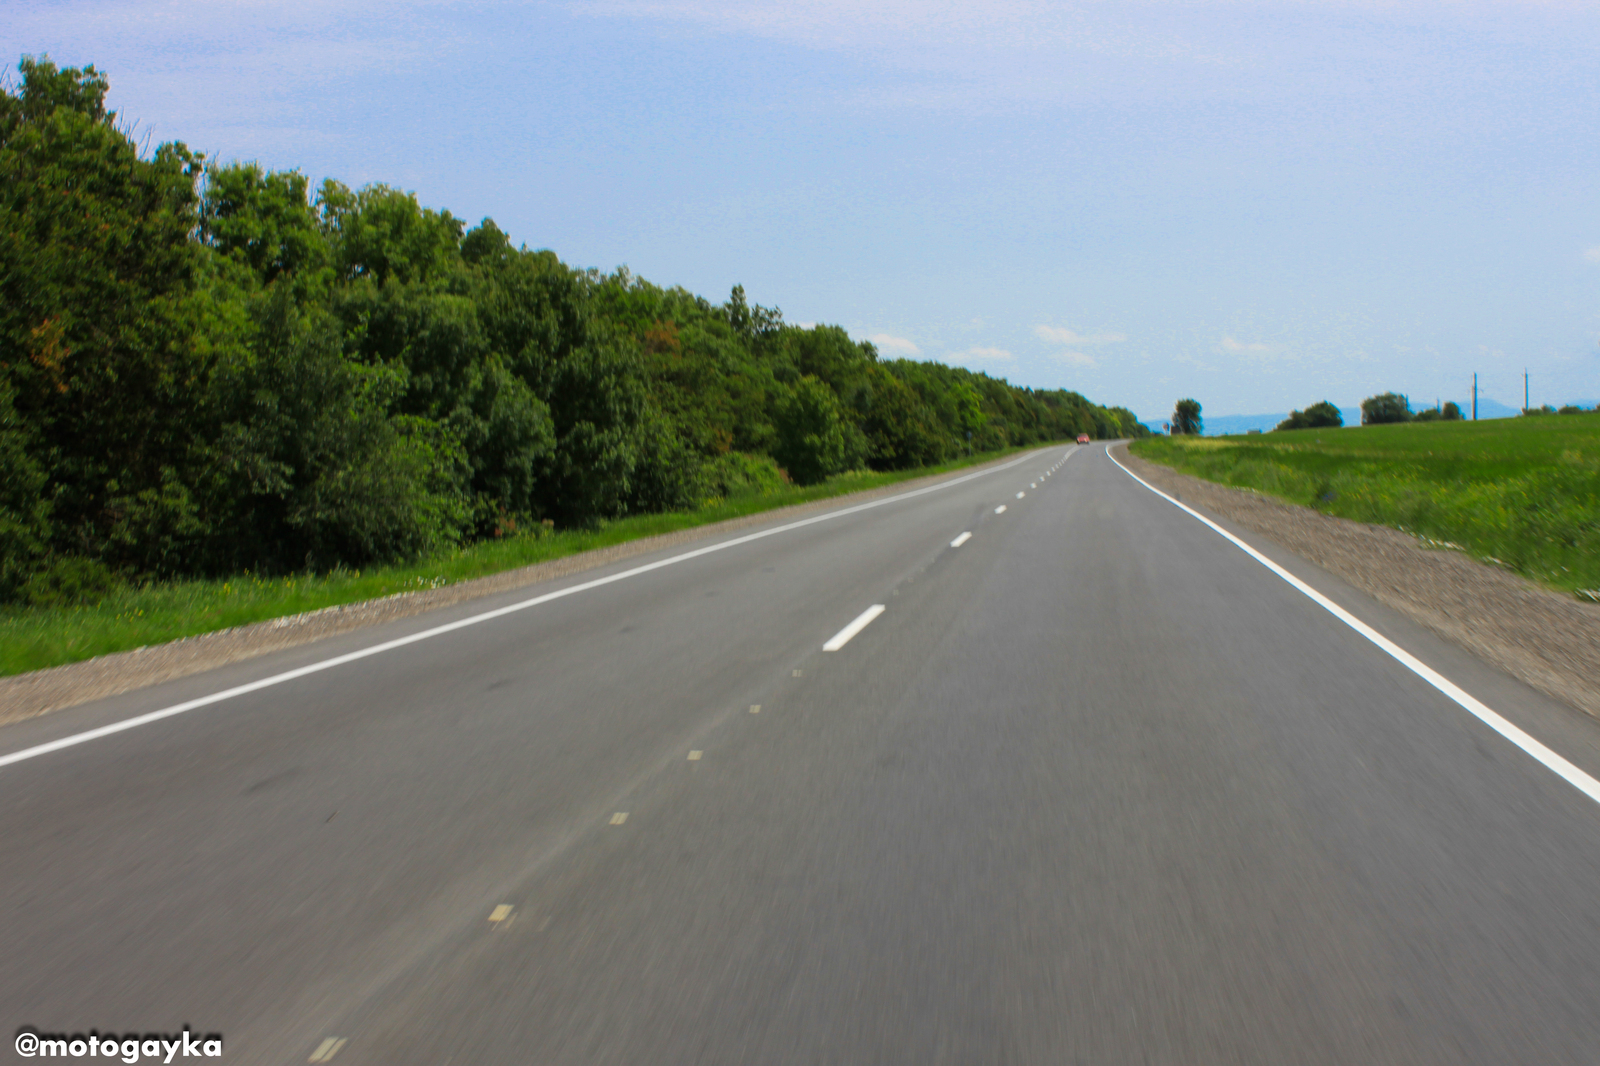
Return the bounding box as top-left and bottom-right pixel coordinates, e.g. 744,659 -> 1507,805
1076,434 -> 1091,444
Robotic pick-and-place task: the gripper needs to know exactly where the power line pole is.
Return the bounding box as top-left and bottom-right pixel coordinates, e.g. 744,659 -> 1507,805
1473,373 -> 1477,421
1525,369 -> 1529,413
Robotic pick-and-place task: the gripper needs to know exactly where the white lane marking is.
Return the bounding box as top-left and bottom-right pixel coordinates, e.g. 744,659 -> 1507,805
308,1038 -> 347,1063
489,904 -> 514,922
994,505 -> 1007,514
950,532 -> 972,548
1016,491 -> 1026,498
610,812 -> 628,825
823,605 -> 887,651
0,450 -> 1048,771
1105,444 -> 1600,808
1030,482 -> 1037,488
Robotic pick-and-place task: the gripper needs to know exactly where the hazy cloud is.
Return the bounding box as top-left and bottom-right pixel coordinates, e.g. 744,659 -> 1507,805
1584,246 -> 1600,263
949,346 -> 1014,365
1050,350 -> 1099,368
1219,336 -> 1273,354
867,332 -> 921,355
1034,325 -> 1126,345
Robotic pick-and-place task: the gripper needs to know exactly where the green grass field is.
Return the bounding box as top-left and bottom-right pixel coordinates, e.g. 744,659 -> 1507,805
0,445 -> 1050,678
1129,413 -> 1600,598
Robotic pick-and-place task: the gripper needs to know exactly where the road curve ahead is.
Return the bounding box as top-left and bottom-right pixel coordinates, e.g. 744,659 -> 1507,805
5,443 -> 1600,1064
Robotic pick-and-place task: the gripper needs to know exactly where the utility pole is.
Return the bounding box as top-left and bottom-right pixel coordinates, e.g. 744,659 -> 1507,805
1473,373 -> 1478,421
1525,369 -> 1529,413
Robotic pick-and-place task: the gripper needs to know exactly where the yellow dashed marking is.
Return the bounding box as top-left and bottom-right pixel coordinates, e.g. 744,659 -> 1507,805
688,750 -> 703,760
750,704 -> 762,713
489,904 -> 514,922
610,812 -> 628,825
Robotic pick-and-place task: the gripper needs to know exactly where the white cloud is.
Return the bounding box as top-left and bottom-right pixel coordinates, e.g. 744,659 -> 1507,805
1219,336 -> 1273,353
1584,247 -> 1600,263
867,332 -> 921,356
948,346 -> 1014,365
1034,325 -> 1126,345
1050,350 -> 1099,368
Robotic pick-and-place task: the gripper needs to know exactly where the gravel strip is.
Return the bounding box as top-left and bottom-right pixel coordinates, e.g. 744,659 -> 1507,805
0,456 -> 1030,728
1118,446 -> 1600,720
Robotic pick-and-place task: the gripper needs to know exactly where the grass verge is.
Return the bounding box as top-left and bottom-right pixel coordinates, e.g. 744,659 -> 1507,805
1,444 -> 1052,677
1128,413 -> 1600,598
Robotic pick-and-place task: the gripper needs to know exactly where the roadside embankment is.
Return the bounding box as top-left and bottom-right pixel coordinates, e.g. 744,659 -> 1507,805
1118,445 -> 1600,720
0,447 -> 1047,727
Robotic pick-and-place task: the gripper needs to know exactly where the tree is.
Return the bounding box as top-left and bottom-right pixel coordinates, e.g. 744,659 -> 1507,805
1276,401 -> 1342,431
1442,401 -> 1463,421
773,375 -> 866,484
1360,392 -> 1411,425
1172,398 -> 1202,435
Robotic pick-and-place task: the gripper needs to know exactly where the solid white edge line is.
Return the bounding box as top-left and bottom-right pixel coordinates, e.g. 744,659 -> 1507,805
0,450 -> 1048,771
1104,444 -> 1600,807
950,532 -> 972,548
822,605 -> 887,651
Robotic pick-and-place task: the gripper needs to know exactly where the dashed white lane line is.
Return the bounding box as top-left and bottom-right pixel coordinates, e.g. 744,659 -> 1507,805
1016,491 -> 1026,499
823,605 -> 887,651
1105,443 -> 1600,808
0,449 -> 1047,772
1030,482 -> 1037,488
951,532 -> 972,548
489,904 -> 514,922
309,1038 -> 347,1062
994,505 -> 1007,514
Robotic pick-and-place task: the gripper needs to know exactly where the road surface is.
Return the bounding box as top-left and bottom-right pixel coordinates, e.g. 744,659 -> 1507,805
5,443 -> 1600,1064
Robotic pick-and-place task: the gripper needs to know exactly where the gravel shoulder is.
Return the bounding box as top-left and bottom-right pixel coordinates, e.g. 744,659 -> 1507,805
0,454 -> 1030,728
1119,445 -> 1600,720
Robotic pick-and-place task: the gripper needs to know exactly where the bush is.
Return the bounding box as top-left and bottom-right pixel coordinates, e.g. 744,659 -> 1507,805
773,376 -> 867,485
1559,405 -> 1591,415
1276,401 -> 1342,431
20,556 -> 123,608
705,451 -> 787,499
1361,392 -> 1411,425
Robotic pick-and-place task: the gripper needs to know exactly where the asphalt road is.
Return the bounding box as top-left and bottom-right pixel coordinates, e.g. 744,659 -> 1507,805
5,443 -> 1600,1064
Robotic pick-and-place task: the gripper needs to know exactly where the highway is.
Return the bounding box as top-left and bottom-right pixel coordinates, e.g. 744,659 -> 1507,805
5,442 -> 1600,1064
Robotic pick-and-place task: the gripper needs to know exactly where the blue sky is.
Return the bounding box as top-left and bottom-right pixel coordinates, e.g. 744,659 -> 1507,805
11,0 -> 1600,425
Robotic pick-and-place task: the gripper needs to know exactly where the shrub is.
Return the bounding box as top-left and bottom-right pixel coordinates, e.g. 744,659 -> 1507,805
1361,392 -> 1411,425
1276,401 -> 1342,431
773,376 -> 868,485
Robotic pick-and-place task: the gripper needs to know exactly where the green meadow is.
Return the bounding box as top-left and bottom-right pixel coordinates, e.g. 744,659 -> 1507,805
1129,414 -> 1600,598
0,446 -> 1040,679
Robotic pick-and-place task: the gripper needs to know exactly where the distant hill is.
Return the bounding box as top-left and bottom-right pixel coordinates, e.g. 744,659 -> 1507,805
1192,395 -> 1583,436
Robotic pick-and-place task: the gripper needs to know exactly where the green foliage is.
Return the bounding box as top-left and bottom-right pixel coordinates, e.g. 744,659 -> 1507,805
1276,400 -> 1342,431
704,451 -> 788,499
1131,413 -> 1600,595
1442,401 -> 1463,421
19,555 -> 122,608
1361,392 -> 1411,424
773,375 -> 868,484
0,57 -> 1148,606
1173,398 -> 1202,435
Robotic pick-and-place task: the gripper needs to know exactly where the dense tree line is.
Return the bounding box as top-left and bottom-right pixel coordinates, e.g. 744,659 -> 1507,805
1,58 -> 1147,603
